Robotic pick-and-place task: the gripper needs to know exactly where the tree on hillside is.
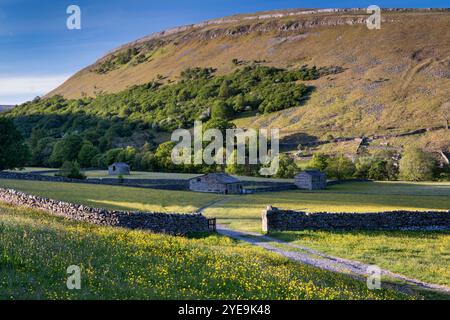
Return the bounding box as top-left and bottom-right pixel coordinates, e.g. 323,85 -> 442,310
274,154 -> 298,179
78,141 -> 100,168
203,119 -> 236,136
117,146 -> 138,166
399,147 -> 435,181
218,80 -> 232,99
0,118 -> 30,171
225,149 -> 260,177
211,101 -> 234,120
32,137 -> 56,167
49,134 -> 83,167
354,156 -> 398,181
354,156 -> 373,179
368,159 -> 391,181
325,154 -> 356,180
308,153 -> 330,171
104,148 -> 123,166
91,153 -> 107,169
155,141 -> 178,171
233,94 -> 246,112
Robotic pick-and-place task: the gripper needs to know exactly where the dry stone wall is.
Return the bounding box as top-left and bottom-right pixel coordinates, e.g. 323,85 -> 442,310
0,171 -> 189,190
262,206 -> 450,233
0,188 -> 210,235
0,171 -> 295,193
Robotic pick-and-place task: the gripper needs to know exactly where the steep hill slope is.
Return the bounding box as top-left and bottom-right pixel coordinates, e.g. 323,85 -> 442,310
47,8 -> 450,140
4,8 -> 449,170
0,105 -> 14,113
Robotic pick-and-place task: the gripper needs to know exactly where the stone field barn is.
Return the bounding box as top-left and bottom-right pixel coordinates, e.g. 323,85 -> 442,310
189,173 -> 243,194
295,170 -> 327,190
108,162 -> 131,176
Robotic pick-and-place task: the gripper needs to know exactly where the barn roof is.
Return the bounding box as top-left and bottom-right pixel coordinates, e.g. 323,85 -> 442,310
109,162 -> 130,167
297,170 -> 325,177
193,173 -> 241,184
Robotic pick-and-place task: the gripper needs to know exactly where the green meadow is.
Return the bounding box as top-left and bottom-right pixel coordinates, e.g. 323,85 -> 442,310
202,181 -> 450,232
0,179 -> 221,213
0,179 -> 449,295
0,203 -> 406,300
200,181 -> 450,287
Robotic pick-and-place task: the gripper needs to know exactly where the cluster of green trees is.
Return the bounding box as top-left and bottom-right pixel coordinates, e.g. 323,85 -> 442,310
94,42 -> 170,74
8,65 -> 321,160
18,115 -> 298,178
94,47 -> 143,74
308,153 -> 395,181
308,147 -> 449,182
56,161 -> 86,179
1,114 -> 448,183
0,118 -> 30,171
6,65 -> 325,171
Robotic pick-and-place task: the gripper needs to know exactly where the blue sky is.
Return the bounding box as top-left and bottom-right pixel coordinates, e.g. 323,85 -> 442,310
0,0 -> 448,104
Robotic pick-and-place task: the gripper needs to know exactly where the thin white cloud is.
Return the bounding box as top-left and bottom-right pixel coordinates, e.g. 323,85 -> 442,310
0,74 -> 70,96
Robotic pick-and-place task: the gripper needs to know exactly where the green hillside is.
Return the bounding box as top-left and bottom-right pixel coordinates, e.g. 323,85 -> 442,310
46,9 -> 450,137
2,9 -> 449,178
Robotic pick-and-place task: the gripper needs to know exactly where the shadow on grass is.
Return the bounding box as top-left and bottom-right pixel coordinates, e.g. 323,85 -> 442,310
185,232 -> 216,239
270,229 -> 450,244
208,190 -> 450,211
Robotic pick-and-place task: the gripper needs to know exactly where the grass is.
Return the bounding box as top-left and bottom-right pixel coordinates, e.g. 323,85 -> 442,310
270,230 -> 450,287
327,181 -> 450,196
1,179 -> 448,231
1,179 -> 448,293
81,170 -> 201,180
0,179 -> 222,213
6,167 -> 56,173
0,203 -> 408,300
80,170 -> 293,183
202,181 -> 450,232
199,181 -> 450,288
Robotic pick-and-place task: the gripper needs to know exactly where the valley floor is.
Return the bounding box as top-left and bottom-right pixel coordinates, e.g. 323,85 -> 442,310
0,177 -> 449,299
0,202 -> 405,300
216,225 -> 450,298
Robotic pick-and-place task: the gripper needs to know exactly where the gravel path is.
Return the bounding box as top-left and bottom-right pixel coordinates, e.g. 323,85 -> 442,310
197,198 -> 450,296
216,224 -> 450,295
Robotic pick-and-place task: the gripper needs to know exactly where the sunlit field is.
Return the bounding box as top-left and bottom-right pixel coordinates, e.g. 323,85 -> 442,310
0,203 -> 408,300
271,230 -> 450,287
5,167 -> 56,173
1,180 -> 448,230
34,169 -> 293,183
1,179 -> 449,292
199,181 -> 450,288
202,181 -> 450,232
0,179 -> 222,213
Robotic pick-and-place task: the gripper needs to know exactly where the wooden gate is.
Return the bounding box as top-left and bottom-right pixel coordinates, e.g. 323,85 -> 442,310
207,218 -> 216,232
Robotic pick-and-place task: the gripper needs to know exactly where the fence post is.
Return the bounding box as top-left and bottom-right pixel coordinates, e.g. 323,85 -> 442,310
207,218 -> 216,232
262,206 -> 272,234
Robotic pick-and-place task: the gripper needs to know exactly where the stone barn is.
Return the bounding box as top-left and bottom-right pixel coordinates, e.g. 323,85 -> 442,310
189,173 -> 243,194
108,162 -> 130,176
295,170 -> 327,190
